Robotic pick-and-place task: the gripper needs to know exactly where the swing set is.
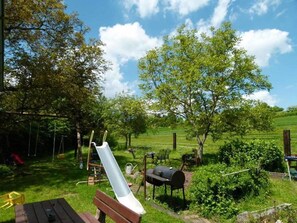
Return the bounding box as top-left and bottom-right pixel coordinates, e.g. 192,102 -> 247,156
27,122 -> 39,157
27,120 -> 66,160
52,122 -> 66,161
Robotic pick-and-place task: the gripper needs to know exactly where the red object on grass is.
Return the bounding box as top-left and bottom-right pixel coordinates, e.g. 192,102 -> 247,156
11,153 -> 24,165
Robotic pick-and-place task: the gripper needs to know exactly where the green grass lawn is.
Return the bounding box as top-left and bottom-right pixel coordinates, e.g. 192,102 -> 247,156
1,149 -> 185,223
1,115 -> 297,222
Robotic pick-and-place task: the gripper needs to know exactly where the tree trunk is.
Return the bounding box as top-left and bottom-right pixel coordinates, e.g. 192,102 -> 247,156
197,142 -> 203,165
128,133 -> 132,147
76,121 -> 83,168
196,135 -> 204,165
125,134 -> 128,149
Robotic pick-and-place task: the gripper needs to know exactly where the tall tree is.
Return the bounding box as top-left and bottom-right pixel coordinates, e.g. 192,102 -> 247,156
138,22 -> 273,163
1,0 -> 109,160
104,94 -> 148,149
3,0 -> 85,112
52,38 -> 108,160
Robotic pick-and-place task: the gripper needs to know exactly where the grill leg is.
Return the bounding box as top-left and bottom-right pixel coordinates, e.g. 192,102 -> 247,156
153,185 -> 155,199
170,186 -> 173,207
182,186 -> 185,207
164,184 -> 167,195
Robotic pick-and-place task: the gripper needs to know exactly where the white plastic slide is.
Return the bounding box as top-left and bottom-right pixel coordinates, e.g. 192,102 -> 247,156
93,141 -> 146,215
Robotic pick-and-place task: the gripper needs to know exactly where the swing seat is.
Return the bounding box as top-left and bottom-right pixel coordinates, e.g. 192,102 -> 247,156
0,191 -> 25,209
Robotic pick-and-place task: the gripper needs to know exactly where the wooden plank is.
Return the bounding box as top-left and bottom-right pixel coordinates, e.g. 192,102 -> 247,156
15,205 -> 28,223
32,202 -> 54,223
57,198 -> 85,223
79,212 -> 98,223
93,196 -> 130,223
54,199 -> 72,223
15,198 -> 84,223
38,200 -> 63,223
94,190 -> 141,223
96,190 -> 141,221
23,203 -> 39,223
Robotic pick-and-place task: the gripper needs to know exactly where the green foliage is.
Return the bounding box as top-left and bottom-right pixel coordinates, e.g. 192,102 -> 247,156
0,164 -> 13,177
3,0 -> 108,113
219,101 -> 275,138
103,94 -> 148,148
138,22 -> 272,162
286,106 -> 297,113
1,0 -> 109,159
189,164 -> 269,219
104,133 -> 118,149
270,106 -> 284,113
218,139 -> 285,172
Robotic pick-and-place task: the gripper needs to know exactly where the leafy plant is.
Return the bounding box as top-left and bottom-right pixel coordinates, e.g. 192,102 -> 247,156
138,22 -> 273,164
218,139 -> 285,172
0,164 -> 13,177
189,164 -> 269,219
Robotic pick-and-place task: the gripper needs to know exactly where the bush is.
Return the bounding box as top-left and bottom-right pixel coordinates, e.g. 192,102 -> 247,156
0,164 -> 13,177
218,139 -> 285,172
189,164 -> 269,219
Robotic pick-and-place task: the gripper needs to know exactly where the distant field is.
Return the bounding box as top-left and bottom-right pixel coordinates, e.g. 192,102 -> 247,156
120,115 -> 297,155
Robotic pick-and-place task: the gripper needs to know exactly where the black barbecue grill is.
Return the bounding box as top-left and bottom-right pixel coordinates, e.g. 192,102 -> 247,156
146,166 -> 185,203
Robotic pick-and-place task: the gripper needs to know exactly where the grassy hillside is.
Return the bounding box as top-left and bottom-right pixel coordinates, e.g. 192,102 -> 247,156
123,115 -> 297,156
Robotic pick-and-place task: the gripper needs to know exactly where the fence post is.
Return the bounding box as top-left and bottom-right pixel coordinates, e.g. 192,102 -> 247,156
283,130 -> 291,156
173,133 -> 176,150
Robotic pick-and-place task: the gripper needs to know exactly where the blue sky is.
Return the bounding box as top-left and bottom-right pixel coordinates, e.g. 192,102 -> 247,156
64,0 -> 296,109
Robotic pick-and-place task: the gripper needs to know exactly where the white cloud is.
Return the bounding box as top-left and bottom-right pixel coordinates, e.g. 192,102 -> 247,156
197,0 -> 232,34
276,9 -> 286,18
196,19 -> 211,35
211,0 -> 232,28
243,90 -> 277,106
164,0 -> 210,16
124,0 -> 159,18
124,0 -> 211,18
102,63 -> 131,97
249,0 -> 281,16
239,29 -> 292,67
100,22 -> 161,64
99,22 -> 162,97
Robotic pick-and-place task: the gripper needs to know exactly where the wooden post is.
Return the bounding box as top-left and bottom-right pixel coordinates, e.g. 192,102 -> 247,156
283,130 -> 291,156
173,133 -> 176,151
143,155 -> 147,199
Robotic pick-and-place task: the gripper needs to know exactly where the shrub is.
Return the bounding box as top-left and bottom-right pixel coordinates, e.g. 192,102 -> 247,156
0,164 -> 13,177
218,139 -> 284,172
189,164 -> 269,219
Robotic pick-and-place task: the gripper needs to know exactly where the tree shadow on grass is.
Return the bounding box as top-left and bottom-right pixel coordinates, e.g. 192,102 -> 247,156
1,159 -> 86,192
148,185 -> 189,212
1,151 -> 136,193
